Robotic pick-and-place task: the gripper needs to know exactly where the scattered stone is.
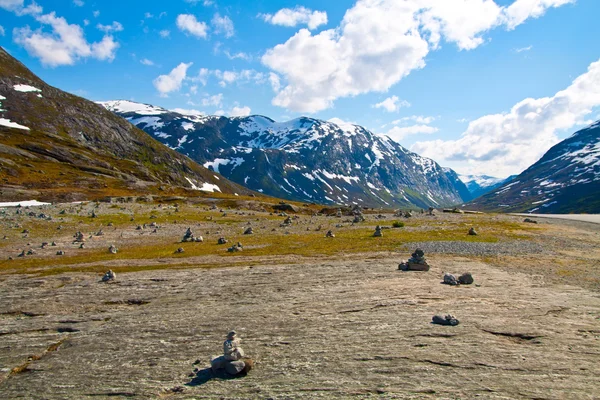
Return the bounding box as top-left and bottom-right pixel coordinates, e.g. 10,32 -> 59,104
468,227 -> 478,236
73,231 -> 85,243
51,241 -> 57,246
91,211 -> 97,218
18,250 -> 26,257
443,273 -> 459,285
427,206 -> 435,216
56,250 -> 65,256
102,269 -> 116,282
107,222 -> 114,227
26,249 -> 35,255
243,227 -> 254,235
458,273 -> 474,285
432,314 -> 460,326
325,230 -> 335,238
218,237 -> 228,245
79,243 -> 85,249
96,230 -> 104,236
136,225 -> 143,231
398,248 -> 430,271
373,225 -> 383,237
108,245 -> 118,254
175,247 -> 185,254
41,242 -> 48,249
227,242 -> 243,252
524,218 -> 538,224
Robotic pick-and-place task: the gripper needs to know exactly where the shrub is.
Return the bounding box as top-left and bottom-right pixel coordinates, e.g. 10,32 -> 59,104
392,221 -> 405,228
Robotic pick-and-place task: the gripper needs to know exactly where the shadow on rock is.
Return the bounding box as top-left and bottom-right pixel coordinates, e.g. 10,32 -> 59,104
185,367 -> 248,387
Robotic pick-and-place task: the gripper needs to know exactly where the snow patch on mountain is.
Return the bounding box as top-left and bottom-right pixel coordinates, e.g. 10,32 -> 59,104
98,100 -> 167,115
0,118 -> 30,130
13,84 -> 41,93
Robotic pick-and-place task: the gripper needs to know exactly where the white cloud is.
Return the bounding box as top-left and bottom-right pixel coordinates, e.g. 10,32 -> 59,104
260,6 -> 327,30
0,0 -> 24,11
0,0 -> 42,15
13,11 -> 119,66
230,106 -> 251,117
83,19 -> 89,26
268,72 -> 281,92
515,45 -> 532,53
212,13 -> 234,38
262,0 -> 574,113
192,67 -> 210,86
201,93 -> 223,107
392,115 -> 436,125
73,0 -> 84,6
383,125 -> 439,142
93,10 -> 99,18
502,0 -> 575,29
373,96 -> 410,112
153,62 -> 193,97
97,21 -> 123,33
176,14 -> 208,39
224,50 -> 250,61
159,29 -> 170,38
412,58 -> 600,177
140,58 -> 154,66
144,12 -> 153,19
214,69 -> 264,87
0,25 -> 5,36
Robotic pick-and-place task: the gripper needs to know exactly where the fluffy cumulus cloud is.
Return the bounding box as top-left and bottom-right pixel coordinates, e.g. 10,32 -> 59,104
262,0 -> 574,113
176,14 -> 208,38
411,58 -> 600,177
13,11 -> 119,66
373,96 -> 410,112
153,62 -> 193,96
0,25 -> 5,36
260,6 -> 328,30
383,125 -> 439,142
0,0 -> 42,16
212,13 -> 234,38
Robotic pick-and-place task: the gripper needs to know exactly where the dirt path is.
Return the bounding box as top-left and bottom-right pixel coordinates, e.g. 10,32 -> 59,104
1,255 -> 598,399
512,213 -> 600,224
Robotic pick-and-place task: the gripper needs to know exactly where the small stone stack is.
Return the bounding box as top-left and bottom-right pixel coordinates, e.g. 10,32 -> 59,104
182,228 -> 203,242
468,227 -> 477,236
398,248 -> 430,271
373,225 -> 383,237
73,231 -> 85,243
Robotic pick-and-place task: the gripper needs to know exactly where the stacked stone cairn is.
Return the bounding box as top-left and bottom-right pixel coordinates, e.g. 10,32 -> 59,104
398,248 -> 430,271
73,231 -> 85,243
102,269 -> 116,282
210,331 -> 253,376
373,225 -> 383,237
182,227 -> 203,242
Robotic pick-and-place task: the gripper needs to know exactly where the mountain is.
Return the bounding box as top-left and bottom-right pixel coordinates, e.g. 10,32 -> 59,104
468,121 -> 600,213
101,100 -> 467,208
442,168 -> 472,202
0,48 -> 251,202
457,174 -> 514,201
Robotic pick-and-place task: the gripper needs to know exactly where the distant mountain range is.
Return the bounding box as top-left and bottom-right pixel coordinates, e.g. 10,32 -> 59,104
468,121 -> 600,213
457,174 -> 514,201
0,48 -> 251,202
101,100 -> 468,209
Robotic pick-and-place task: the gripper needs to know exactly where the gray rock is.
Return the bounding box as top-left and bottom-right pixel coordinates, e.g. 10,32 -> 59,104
432,314 -> 459,326
218,237 -> 228,245
325,230 -> 335,238
443,273 -> 459,285
458,273 -> 474,285
468,227 -> 477,236
225,360 -> 246,375
108,245 -> 118,254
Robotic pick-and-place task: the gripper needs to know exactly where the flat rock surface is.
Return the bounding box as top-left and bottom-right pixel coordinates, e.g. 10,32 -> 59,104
1,255 -> 599,399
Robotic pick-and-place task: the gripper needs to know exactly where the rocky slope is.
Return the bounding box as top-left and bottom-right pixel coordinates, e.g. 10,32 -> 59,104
0,48 -> 251,202
102,101 -> 466,208
468,121 -> 600,213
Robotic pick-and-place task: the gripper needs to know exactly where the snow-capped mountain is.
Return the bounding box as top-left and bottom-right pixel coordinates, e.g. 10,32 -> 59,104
468,121 -> 600,213
100,100 -> 467,208
457,174 -> 512,201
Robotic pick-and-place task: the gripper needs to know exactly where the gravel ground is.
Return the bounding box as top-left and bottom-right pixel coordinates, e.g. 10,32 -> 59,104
400,240 -> 551,257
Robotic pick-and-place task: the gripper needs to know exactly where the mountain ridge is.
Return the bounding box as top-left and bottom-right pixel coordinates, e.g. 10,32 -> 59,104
101,100 -> 469,209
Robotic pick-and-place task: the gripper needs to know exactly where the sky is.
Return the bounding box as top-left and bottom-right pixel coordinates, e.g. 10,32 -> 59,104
1,0 -> 599,178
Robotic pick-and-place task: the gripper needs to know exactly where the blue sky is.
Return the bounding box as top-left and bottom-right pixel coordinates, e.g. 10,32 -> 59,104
1,0 -> 599,178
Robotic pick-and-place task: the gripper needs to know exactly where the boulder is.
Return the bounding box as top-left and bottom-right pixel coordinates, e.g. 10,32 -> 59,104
432,315 -> 459,326
468,227 -> 477,236
458,273 -> 474,285
272,203 -> 299,213
443,273 -> 459,285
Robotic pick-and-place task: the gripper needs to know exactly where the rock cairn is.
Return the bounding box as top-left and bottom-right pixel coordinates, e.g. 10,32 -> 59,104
182,227 -> 203,242
227,242 -> 243,252
468,227 -> 477,236
73,231 -> 85,243
373,225 -> 383,237
398,248 -> 430,271
210,331 -> 253,376
218,237 -> 228,245
244,227 -> 254,235
102,269 -> 116,282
